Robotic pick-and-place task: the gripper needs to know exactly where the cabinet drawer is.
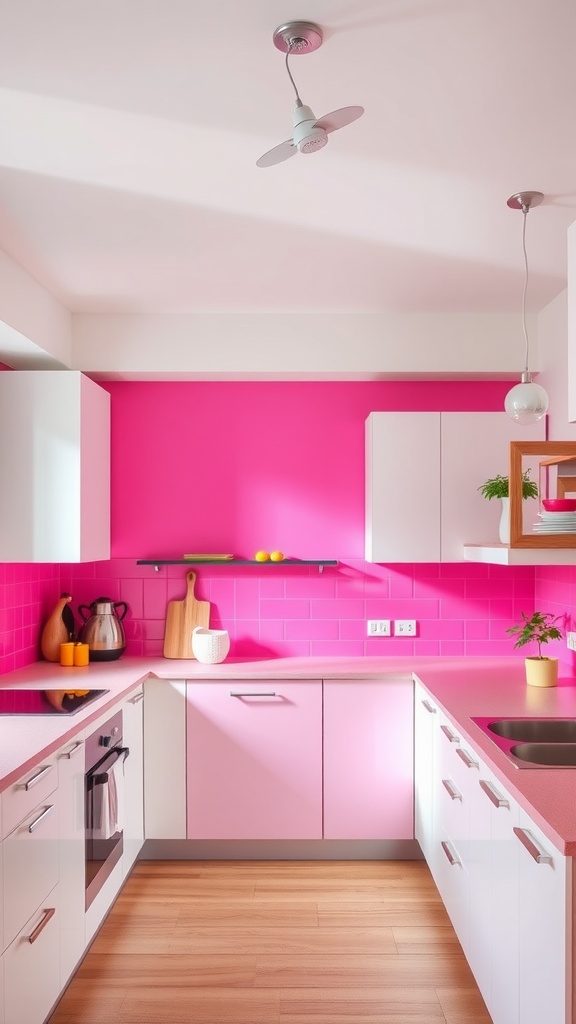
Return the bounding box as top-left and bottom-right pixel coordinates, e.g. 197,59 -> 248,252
4,885 -> 60,1024
3,796 -> 60,950
2,753 -> 58,838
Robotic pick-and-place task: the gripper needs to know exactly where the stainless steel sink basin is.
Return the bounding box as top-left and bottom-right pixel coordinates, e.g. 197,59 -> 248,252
471,716 -> 576,769
510,742 -> 576,766
488,719 -> 576,743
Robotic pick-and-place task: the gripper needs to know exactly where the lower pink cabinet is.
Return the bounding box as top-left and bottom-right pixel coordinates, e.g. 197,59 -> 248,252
186,679 -> 323,839
323,678 -> 414,840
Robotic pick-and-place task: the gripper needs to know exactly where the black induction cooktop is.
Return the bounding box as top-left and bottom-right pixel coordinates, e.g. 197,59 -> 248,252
0,689 -> 109,715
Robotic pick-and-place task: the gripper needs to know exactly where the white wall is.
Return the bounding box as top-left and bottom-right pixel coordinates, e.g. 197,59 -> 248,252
72,310 -> 532,380
0,249 -> 72,368
536,288 -> 576,439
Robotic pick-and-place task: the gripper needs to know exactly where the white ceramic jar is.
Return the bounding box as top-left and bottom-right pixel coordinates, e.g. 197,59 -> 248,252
191,626 -> 230,664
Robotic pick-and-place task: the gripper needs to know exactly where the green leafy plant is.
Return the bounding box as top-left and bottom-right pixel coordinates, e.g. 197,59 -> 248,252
506,611 -> 563,659
478,468 -> 538,501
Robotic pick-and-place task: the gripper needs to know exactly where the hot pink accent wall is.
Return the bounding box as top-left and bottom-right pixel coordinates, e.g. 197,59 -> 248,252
2,380 -> 568,670
535,566 -> 576,668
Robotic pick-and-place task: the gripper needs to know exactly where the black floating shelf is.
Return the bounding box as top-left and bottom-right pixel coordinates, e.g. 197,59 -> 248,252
137,558 -> 338,573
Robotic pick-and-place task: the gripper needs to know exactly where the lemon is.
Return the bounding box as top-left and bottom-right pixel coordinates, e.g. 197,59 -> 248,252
270,551 -> 284,561
255,550 -> 270,561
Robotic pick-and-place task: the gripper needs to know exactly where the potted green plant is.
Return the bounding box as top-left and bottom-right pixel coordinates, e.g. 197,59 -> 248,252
478,468 -> 538,543
506,611 -> 563,687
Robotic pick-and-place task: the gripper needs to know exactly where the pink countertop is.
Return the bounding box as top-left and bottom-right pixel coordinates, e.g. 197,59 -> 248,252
2,655 -> 576,854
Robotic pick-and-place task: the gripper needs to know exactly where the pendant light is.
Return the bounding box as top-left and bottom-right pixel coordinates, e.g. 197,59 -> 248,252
504,190 -> 549,425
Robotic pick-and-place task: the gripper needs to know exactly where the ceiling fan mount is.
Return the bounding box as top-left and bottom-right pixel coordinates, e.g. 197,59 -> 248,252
256,20 -> 364,168
272,21 -> 323,54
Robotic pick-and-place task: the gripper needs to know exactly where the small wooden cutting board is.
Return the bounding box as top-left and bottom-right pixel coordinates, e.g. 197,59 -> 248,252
163,571 -> 211,659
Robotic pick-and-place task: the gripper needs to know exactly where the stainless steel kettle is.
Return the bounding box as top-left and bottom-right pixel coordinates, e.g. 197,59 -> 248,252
78,597 -> 128,661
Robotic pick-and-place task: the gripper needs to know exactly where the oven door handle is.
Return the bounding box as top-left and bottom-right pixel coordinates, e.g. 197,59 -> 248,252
88,746 -> 130,787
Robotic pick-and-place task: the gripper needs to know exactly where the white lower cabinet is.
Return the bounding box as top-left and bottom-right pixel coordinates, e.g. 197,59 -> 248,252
143,679 -> 187,838
516,809 -> 570,1024
4,885 -> 61,1024
414,682 -> 438,863
415,688 -> 573,1024
123,686 -> 145,874
57,734 -> 86,988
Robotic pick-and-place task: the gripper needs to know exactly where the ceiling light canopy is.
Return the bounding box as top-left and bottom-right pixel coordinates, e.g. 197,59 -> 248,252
504,191 -> 549,425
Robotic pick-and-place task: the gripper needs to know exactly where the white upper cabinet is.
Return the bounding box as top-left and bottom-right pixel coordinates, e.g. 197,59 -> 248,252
365,411 -> 545,562
0,370 -> 110,562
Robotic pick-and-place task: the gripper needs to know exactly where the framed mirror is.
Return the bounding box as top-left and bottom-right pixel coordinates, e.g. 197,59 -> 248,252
509,441 -> 576,547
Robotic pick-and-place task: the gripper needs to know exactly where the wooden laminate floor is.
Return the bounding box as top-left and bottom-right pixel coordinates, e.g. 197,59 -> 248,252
48,860 -> 493,1024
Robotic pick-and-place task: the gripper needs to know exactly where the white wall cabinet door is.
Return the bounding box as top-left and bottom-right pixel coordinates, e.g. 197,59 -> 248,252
516,810 -> 570,1024
366,411 -> 545,562
57,734 -> 86,989
0,370 -> 110,562
366,412 -> 441,562
143,679 -> 187,839
123,687 -> 144,874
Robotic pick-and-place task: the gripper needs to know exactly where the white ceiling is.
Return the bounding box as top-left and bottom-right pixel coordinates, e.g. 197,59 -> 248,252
0,0 -> 574,317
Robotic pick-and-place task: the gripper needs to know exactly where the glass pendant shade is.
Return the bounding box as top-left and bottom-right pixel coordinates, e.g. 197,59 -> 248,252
504,378 -> 549,424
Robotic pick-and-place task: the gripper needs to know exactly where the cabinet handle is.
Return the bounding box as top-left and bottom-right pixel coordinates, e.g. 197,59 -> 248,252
440,724 -> 459,744
479,779 -> 509,809
230,691 -> 277,698
441,840 -> 461,866
128,691 -> 144,704
61,740 -> 83,760
28,804 -> 55,833
24,764 -> 53,790
513,827 -> 553,866
422,700 -> 437,714
28,907 -> 56,944
456,747 -> 478,769
442,778 -> 462,801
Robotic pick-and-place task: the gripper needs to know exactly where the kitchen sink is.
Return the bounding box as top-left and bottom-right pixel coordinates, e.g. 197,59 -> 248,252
510,742 -> 576,766
471,716 -> 576,769
487,718 -> 576,743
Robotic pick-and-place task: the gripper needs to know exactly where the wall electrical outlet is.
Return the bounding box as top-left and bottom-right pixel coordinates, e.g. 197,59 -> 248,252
394,620 -> 417,636
567,632 -> 576,652
367,619 -> 391,637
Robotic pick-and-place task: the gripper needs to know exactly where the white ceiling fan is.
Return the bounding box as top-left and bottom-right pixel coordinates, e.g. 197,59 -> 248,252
256,21 -> 364,169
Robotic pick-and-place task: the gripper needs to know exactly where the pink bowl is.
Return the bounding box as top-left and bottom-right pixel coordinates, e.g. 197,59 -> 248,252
542,498 -> 576,512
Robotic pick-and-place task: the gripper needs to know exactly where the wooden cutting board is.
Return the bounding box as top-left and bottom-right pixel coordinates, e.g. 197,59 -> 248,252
163,571 -> 211,659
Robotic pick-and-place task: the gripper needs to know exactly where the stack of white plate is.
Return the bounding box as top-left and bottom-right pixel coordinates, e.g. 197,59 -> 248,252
533,511 -> 576,534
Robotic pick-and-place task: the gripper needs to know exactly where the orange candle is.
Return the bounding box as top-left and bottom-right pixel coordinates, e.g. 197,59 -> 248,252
59,642 -> 75,667
73,643 -> 90,667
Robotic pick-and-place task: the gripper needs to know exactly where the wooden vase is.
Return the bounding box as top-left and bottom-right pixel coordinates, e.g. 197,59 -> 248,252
41,593 -> 73,662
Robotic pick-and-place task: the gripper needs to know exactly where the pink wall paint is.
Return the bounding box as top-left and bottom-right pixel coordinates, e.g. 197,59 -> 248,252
2,380 -> 567,670
0,563 -> 62,674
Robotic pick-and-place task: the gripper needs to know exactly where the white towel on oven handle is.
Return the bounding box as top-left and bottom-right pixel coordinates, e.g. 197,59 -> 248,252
92,754 -> 122,841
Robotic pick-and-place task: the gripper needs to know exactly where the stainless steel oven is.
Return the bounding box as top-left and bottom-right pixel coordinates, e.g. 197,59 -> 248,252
85,709 -> 129,909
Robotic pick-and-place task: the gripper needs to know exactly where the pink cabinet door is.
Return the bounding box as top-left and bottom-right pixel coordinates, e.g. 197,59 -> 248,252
186,679 -> 322,840
323,678 -> 414,840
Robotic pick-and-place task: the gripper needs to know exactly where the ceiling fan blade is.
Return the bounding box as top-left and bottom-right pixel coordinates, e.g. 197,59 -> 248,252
314,105 -> 364,134
256,139 -> 297,168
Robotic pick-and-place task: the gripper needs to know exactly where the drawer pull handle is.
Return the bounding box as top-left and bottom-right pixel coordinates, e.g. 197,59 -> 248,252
513,827 -> 553,865
24,764 -> 53,790
442,778 -> 462,802
479,779 -> 509,809
441,840 -> 460,867
230,691 -> 277,698
28,804 -> 54,833
28,907 -> 56,944
422,700 -> 437,714
129,691 -> 144,704
440,724 -> 459,744
61,740 -> 83,760
456,748 -> 478,769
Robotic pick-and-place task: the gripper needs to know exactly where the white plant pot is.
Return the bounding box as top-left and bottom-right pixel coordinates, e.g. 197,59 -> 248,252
191,626 -> 230,664
499,496 -> 510,544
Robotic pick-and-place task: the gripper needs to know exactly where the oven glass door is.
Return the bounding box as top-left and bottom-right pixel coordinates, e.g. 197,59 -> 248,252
85,745 -> 129,907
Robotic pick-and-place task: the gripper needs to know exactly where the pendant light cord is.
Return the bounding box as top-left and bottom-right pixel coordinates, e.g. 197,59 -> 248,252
520,202 -> 530,377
